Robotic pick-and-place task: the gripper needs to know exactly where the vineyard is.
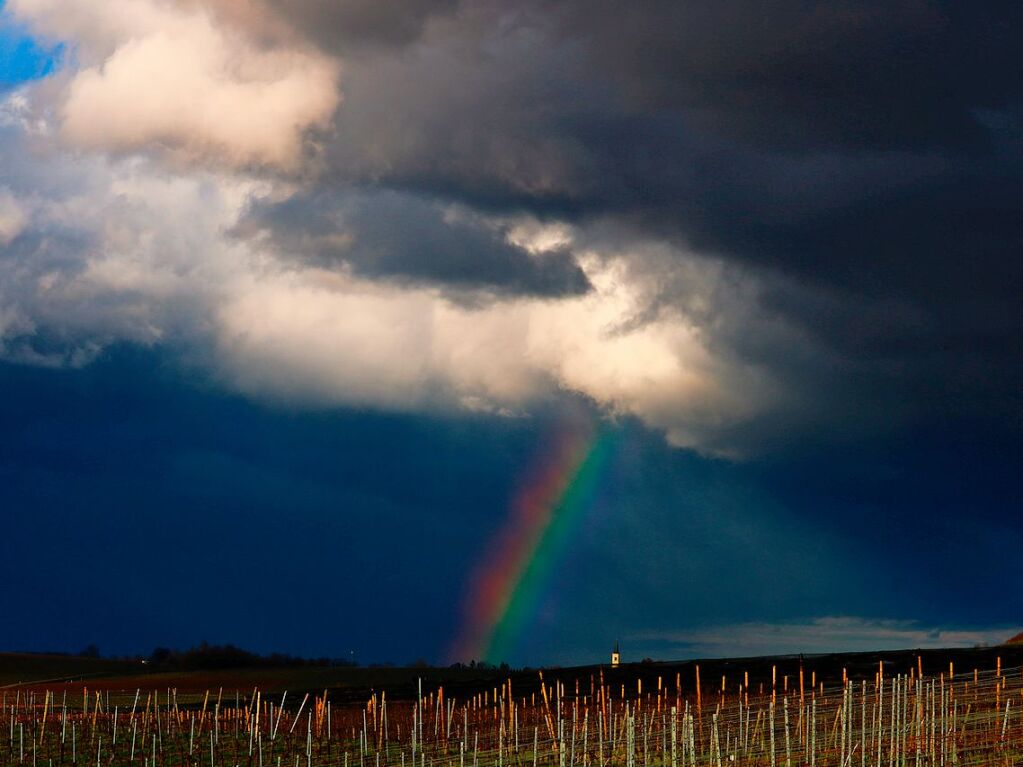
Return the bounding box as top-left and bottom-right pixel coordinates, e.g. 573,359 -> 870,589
4,656 -> 1023,767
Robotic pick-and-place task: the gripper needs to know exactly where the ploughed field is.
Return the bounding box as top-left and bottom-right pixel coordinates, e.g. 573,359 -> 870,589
4,645 -> 1023,767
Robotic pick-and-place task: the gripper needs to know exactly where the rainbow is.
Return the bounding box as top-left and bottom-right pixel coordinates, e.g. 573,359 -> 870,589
450,423 -> 614,665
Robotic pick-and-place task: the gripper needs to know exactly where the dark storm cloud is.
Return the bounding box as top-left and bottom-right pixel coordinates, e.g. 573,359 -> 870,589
292,0 -> 1023,278
562,1 -> 1023,153
238,189 -> 591,297
299,1 -> 1023,207
249,0 -> 1023,430
265,0 -> 458,49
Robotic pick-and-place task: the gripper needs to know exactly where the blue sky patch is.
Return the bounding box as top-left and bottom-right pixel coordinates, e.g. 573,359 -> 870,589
0,5 -> 62,88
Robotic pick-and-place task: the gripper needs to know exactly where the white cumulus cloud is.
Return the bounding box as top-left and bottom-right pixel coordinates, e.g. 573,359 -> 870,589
9,0 -> 340,170
215,254 -> 776,451
632,617 -> 1018,659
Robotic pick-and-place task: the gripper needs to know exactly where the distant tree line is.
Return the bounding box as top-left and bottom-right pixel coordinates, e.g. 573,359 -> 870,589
146,642 -> 359,670
21,644 -> 519,671
447,661 -> 512,671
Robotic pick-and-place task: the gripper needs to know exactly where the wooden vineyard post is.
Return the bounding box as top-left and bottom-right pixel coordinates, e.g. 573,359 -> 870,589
670,707 -> 677,767
695,667 -> 701,713
783,696 -> 791,767
799,664 -> 805,710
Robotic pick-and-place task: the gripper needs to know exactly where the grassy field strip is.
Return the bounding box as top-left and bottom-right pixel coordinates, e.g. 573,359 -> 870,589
2,658 -> 1022,767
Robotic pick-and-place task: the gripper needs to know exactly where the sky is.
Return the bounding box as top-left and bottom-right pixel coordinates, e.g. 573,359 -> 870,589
1,0 -> 1022,667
